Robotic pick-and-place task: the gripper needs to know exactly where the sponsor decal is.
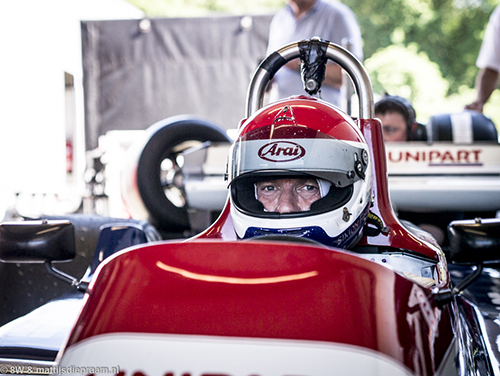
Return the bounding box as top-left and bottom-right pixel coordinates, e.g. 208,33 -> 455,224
258,141 -> 305,162
388,149 -> 482,166
407,285 -> 441,368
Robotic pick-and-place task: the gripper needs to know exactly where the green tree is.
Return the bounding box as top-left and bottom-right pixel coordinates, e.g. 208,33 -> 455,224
126,0 -> 283,17
365,44 -> 449,122
345,0 -> 498,94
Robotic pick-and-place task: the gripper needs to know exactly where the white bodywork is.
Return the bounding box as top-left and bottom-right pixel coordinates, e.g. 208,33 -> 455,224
59,334 -> 415,376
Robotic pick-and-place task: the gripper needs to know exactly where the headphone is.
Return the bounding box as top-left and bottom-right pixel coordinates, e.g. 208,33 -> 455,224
374,95 -> 426,141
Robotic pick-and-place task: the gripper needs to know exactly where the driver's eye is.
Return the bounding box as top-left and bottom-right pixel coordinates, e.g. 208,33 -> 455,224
262,185 -> 276,192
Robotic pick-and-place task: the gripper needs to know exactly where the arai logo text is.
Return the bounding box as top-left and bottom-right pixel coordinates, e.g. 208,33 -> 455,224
258,141 -> 305,162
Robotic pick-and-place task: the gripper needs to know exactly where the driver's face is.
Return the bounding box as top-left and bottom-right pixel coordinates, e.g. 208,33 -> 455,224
377,111 -> 408,142
255,178 -> 321,213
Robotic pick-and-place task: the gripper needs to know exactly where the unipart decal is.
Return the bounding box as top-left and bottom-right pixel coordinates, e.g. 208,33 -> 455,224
388,149 -> 482,166
258,141 -> 305,162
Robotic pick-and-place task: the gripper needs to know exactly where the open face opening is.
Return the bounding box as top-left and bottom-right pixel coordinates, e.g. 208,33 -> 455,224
231,172 -> 353,219
255,177 -> 329,213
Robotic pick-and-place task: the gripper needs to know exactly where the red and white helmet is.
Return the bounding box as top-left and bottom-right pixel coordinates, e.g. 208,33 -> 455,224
228,96 -> 372,249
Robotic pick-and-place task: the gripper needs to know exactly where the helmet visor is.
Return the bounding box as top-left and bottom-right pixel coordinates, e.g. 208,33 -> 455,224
229,137 -> 368,189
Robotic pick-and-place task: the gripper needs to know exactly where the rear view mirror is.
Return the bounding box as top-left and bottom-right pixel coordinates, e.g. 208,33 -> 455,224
434,217 -> 500,308
0,220 -> 88,291
0,220 -> 75,263
447,218 -> 500,264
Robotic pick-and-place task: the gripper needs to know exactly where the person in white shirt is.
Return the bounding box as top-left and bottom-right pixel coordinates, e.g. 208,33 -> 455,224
465,5 -> 500,112
266,0 -> 363,107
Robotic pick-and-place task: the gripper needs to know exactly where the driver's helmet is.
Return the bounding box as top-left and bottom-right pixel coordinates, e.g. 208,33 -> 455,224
227,96 -> 372,249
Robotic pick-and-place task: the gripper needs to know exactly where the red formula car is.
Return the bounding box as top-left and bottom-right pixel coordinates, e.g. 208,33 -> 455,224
1,39 -> 500,376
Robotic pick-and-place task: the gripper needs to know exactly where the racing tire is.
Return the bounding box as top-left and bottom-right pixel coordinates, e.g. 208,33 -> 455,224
135,116 -> 232,233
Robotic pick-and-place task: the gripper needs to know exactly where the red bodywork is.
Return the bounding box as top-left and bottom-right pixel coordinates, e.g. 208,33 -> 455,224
66,241 -> 452,374
61,101 -> 452,375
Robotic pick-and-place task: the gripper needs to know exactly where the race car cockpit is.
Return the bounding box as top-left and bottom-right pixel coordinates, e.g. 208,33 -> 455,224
195,39 -> 447,288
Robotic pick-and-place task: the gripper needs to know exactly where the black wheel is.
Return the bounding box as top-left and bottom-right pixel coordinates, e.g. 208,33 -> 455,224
136,116 -> 232,232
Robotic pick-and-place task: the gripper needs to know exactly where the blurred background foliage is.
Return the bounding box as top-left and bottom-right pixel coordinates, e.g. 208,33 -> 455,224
126,0 -> 500,126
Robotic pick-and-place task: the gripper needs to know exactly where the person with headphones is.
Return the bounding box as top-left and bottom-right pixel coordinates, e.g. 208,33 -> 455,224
374,94 -> 445,244
374,95 -> 426,142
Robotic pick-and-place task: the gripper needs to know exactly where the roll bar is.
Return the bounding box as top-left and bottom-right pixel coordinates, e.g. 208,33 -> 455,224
245,38 -> 374,120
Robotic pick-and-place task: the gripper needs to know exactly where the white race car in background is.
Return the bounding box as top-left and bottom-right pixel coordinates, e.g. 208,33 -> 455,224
95,107 -> 500,242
